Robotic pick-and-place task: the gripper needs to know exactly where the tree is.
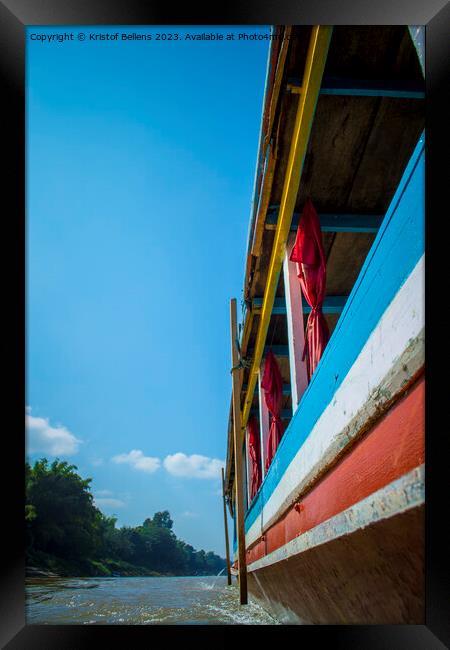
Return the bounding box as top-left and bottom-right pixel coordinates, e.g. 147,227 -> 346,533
26,458 -> 102,562
25,459 -> 227,576
152,510 -> 173,530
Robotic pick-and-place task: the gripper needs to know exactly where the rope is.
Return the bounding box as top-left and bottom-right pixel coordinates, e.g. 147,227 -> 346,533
230,326 -> 252,374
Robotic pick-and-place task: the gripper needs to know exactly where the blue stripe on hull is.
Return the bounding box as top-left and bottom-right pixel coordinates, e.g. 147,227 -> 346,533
244,132 -> 425,534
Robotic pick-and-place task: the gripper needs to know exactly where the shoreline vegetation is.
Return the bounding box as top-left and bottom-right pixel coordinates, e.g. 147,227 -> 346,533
26,459 -> 226,578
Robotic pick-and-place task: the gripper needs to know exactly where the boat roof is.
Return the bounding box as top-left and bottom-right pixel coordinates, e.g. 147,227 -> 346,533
224,25 -> 424,507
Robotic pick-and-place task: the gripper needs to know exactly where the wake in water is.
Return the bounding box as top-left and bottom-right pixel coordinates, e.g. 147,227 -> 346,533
26,576 -> 280,625
199,567 -> 227,591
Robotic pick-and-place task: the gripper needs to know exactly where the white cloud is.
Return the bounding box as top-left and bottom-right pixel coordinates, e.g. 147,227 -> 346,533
91,458 -> 104,467
94,497 -> 125,509
26,407 -> 81,456
95,489 -> 113,497
182,510 -> 199,518
163,453 -> 224,479
111,449 -> 161,474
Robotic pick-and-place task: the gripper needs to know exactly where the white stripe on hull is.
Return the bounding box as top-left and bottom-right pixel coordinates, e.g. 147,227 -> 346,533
247,464 -> 424,572
246,254 -> 424,547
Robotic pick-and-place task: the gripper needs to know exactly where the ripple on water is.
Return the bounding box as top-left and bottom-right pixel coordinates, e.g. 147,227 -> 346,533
26,576 -> 279,625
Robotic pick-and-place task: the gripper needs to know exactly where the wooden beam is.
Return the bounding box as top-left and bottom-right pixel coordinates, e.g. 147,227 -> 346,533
266,207 -> 384,232
284,235 -> 308,412
252,297 -> 286,314
243,382 -> 291,396
251,407 -> 292,420
248,344 -> 289,357
241,26 -> 333,432
287,76 -> 425,98
230,298 -> 248,605
252,295 -> 348,315
221,467 -> 232,586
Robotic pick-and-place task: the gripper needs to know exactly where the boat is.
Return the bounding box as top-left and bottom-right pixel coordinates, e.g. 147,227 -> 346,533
223,25 -> 424,624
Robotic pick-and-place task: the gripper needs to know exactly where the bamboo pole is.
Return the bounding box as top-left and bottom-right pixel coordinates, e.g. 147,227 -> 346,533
221,467 -> 232,586
230,298 -> 248,605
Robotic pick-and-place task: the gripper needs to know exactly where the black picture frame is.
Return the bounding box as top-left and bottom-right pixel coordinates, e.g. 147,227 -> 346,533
1,0 -> 448,647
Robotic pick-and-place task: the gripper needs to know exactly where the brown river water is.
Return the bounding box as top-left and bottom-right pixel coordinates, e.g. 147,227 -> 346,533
26,575 -> 280,625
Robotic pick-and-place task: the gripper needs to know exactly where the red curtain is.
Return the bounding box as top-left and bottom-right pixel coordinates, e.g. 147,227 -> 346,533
247,416 -> 261,501
289,198 -> 329,380
261,350 -> 284,472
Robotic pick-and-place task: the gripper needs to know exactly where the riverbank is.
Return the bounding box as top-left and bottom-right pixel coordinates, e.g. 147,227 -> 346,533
27,551 -> 168,578
26,551 -> 224,579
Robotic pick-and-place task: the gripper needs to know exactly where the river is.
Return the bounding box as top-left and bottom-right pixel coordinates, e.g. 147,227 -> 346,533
26,575 -> 280,625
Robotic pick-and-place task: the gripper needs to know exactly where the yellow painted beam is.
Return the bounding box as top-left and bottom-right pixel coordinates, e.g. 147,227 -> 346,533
241,26 -> 333,431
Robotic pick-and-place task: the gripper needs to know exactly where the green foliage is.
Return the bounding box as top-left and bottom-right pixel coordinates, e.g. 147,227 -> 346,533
151,510 -> 173,530
88,560 -> 112,576
26,458 -> 103,562
26,458 -> 226,577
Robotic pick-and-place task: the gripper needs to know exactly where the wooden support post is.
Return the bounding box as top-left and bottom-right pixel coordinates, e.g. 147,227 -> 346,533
283,235 -> 309,412
258,368 -> 271,477
221,467 -> 232,586
230,298 -> 248,605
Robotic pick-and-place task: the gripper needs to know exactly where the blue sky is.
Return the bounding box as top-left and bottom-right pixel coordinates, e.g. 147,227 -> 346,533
26,26 -> 269,556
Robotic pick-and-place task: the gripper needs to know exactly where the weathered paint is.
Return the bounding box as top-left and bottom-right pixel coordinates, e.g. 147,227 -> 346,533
247,501 -> 424,624
248,464 -> 424,572
243,133 -> 424,542
245,254 -> 424,545
245,377 -> 424,564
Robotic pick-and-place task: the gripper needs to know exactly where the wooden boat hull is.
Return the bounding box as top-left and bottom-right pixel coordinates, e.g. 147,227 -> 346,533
247,504 -> 424,624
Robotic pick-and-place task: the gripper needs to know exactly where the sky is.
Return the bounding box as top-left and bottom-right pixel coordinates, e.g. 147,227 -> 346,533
26,26 -> 269,556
